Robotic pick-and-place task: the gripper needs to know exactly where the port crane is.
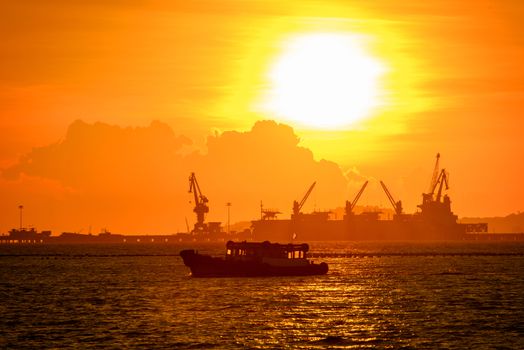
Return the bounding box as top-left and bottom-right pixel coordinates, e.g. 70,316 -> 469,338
345,181 -> 368,215
430,169 -> 450,203
380,181 -> 403,216
188,172 -> 209,233
292,181 -> 316,217
422,153 -> 450,205
428,153 -> 441,196
419,154 -> 454,219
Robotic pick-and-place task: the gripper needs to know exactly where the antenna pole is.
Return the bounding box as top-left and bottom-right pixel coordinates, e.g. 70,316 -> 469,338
18,205 -> 24,231
226,202 -> 231,234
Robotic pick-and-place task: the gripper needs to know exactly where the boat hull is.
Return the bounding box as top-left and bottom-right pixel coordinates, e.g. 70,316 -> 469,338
180,249 -> 328,277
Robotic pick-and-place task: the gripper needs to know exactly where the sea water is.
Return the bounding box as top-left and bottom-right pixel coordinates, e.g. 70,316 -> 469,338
1,242 -> 523,349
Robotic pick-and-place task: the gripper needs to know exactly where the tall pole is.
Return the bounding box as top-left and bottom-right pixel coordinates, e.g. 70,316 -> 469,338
18,205 -> 23,231
226,202 -> 231,234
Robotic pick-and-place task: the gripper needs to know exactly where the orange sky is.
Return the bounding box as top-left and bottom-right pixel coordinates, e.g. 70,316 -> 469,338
1,1 -> 523,234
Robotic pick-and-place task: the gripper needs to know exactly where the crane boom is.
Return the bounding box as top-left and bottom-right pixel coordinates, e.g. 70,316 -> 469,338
298,181 -> 316,211
428,153 -> 441,195
380,181 -> 396,210
435,169 -> 449,203
292,181 -> 316,217
429,169 -> 449,199
188,173 -> 200,205
380,181 -> 403,215
351,181 -> 368,209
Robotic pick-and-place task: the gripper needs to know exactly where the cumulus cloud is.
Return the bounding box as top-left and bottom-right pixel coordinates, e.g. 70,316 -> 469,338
189,120 -> 349,214
1,119 -> 350,234
3,120 -> 191,191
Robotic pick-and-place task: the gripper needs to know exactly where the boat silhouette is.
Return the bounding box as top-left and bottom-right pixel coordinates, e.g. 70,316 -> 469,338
180,240 -> 328,277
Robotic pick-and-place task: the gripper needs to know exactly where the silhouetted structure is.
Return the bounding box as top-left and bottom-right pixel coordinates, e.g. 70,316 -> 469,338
186,172 -> 243,240
0,229 -> 253,244
0,206 -> 52,243
180,240 -> 328,277
380,181 -> 403,216
4,156 -> 522,244
260,203 -> 282,220
252,154 -> 491,241
188,172 -> 211,233
345,181 -> 368,216
0,228 -> 52,244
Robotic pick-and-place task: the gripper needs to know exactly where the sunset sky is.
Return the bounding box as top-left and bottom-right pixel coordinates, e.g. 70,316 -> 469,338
1,1 -> 523,234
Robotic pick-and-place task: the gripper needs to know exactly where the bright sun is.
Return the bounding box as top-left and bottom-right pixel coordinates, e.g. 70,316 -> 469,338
260,33 -> 386,129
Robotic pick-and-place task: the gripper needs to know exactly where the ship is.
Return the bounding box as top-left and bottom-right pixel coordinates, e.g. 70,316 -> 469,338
0,205 -> 52,243
0,227 -> 52,244
2,157 -> 508,244
251,154 -> 489,241
180,240 -> 329,277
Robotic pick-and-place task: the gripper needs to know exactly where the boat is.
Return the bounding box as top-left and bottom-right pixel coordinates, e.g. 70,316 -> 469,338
251,154 -> 489,241
0,228 -> 51,244
179,240 -> 328,277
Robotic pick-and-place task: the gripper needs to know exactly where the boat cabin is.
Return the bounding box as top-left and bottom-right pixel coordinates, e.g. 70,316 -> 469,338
225,240 -> 309,260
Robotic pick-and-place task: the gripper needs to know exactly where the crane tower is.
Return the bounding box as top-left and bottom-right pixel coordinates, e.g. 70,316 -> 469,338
188,172 -> 209,234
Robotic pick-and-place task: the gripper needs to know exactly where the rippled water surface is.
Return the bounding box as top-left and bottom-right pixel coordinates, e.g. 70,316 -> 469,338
1,242 -> 523,349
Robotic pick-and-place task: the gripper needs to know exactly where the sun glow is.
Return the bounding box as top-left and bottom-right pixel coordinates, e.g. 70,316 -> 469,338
261,33 -> 386,129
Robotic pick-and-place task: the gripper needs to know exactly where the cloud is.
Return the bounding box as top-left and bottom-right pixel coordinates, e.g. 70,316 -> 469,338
1,119 -> 350,234
3,120 -> 191,191
189,120 -> 349,213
